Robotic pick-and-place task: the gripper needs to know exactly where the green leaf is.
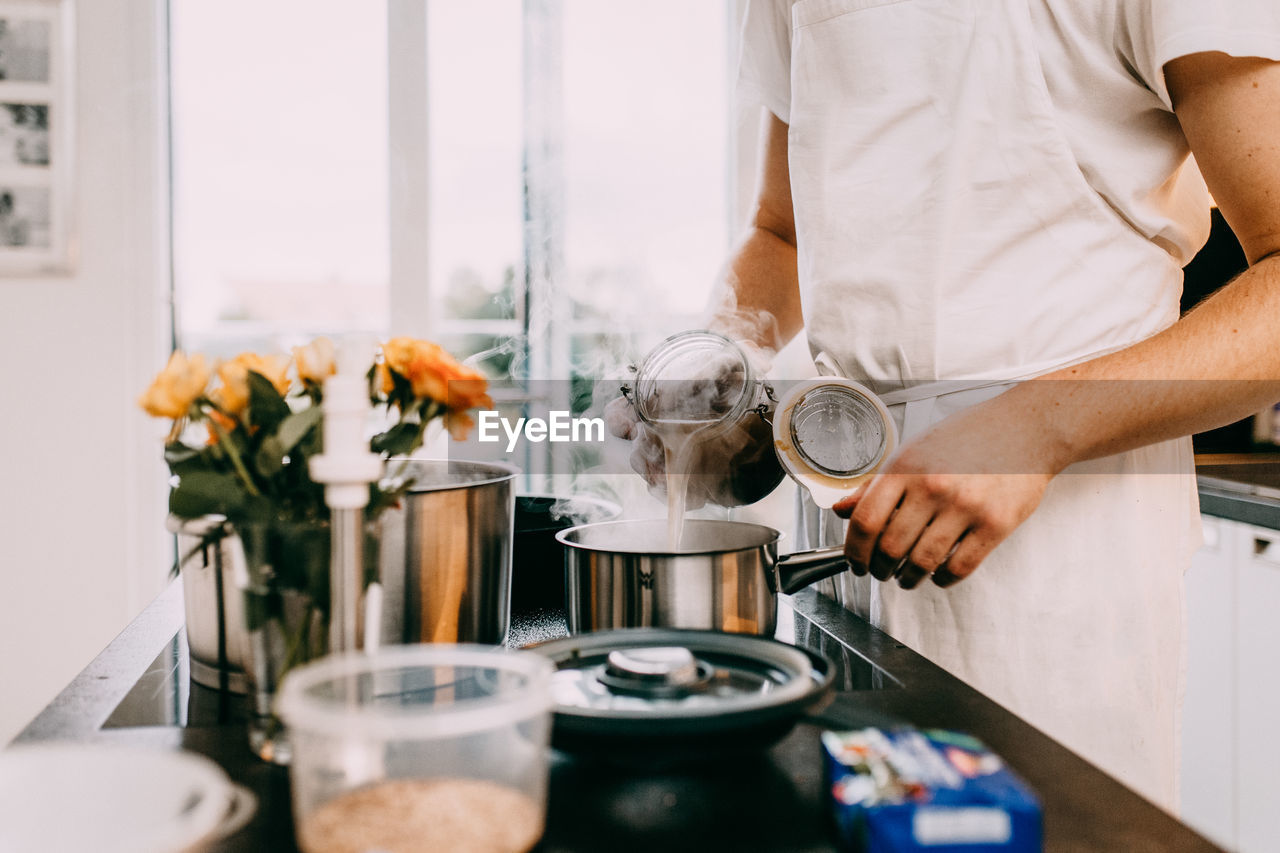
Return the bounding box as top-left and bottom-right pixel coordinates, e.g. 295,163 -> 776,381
237,495 -> 277,526
366,483 -> 404,518
164,442 -> 215,477
163,442 -> 202,467
418,399 -> 444,424
169,470 -> 245,519
254,435 -> 285,478
386,366 -> 415,412
247,370 -> 290,433
204,440 -> 226,464
277,406 -> 322,455
370,421 -> 423,457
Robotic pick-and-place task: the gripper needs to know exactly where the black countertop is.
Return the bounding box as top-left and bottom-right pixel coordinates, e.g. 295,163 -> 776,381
1196,453 -> 1280,530
13,578 -> 1222,853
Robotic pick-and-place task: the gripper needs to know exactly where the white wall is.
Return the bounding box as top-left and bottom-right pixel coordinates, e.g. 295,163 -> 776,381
0,0 -> 171,743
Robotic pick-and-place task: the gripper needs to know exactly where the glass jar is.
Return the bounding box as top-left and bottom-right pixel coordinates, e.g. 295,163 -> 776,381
626,329 -> 774,437
624,330 -> 784,507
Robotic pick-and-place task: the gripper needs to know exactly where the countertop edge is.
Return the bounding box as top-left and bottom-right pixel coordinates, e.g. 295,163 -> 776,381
12,577 -> 186,743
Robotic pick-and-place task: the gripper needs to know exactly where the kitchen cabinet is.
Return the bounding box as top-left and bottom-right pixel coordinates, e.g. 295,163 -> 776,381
1182,514 -> 1239,850
1182,511 -> 1280,853
1235,523 -> 1280,852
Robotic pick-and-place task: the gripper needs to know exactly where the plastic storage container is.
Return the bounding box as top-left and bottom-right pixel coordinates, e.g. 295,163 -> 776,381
277,645 -> 555,853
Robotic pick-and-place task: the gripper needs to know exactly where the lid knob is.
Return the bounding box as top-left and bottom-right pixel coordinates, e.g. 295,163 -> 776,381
605,647 -> 700,685
598,646 -> 712,697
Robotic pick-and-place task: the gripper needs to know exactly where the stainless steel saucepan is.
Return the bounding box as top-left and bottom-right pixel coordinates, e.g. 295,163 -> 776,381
557,519 -> 849,636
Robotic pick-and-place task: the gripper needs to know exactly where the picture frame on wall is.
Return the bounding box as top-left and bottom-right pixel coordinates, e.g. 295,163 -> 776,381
0,0 -> 72,275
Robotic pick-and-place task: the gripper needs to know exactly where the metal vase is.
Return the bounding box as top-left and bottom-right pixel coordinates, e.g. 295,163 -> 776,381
169,515 -> 249,694
172,459 -> 519,702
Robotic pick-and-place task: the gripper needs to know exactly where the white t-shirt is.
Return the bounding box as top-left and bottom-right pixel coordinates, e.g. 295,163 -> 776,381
736,0 -> 1279,807
739,0 -> 1280,266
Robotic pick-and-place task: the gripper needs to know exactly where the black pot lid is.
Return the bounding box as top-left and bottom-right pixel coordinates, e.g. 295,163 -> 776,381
527,629 -> 835,743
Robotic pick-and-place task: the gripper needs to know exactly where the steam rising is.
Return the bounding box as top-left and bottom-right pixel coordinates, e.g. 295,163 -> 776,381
548,495 -> 620,526
454,210 -> 788,537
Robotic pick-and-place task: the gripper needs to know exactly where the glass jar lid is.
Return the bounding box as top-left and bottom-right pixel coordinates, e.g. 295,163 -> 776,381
773,378 -> 897,508
789,385 -> 888,478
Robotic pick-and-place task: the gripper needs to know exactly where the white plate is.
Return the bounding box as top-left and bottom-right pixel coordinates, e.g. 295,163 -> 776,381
0,742 -> 255,853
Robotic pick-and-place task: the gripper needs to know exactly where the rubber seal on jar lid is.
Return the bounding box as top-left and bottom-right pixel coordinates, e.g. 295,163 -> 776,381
772,378 -> 897,509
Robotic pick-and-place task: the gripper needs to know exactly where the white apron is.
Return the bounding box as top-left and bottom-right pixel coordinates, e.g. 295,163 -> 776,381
784,0 -> 1202,809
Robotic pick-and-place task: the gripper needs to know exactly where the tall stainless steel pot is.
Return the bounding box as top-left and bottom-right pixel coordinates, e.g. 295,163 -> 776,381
558,519 -> 849,636
377,459 -> 519,646
173,460 -> 518,694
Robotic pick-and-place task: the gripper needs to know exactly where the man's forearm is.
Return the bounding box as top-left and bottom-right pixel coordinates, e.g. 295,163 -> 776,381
706,224 -> 804,356
705,113 -> 803,358
1006,254 -> 1280,473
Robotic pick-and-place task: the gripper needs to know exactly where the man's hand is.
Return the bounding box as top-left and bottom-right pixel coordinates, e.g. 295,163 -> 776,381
832,52 -> 1280,591
832,393 -> 1060,589
605,391 -> 786,509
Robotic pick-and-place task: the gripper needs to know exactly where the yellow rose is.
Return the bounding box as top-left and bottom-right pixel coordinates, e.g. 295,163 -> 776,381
138,351 -> 211,419
211,352 -> 291,415
379,337 -> 492,413
293,337 -> 336,385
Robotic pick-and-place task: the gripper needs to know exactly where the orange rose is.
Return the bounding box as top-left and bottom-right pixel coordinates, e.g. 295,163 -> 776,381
205,408 -> 238,445
138,351 -> 211,419
293,337 -> 336,385
379,337 -> 492,412
211,352 -> 291,415
377,337 -> 431,397
443,409 -> 480,441
443,373 -> 493,412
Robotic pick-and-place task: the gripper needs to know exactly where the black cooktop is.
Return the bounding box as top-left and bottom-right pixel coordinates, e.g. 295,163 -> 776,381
23,581 -> 1225,852
102,602 -> 899,731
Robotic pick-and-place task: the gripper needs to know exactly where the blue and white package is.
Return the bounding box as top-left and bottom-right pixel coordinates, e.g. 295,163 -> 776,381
822,727 -> 1042,852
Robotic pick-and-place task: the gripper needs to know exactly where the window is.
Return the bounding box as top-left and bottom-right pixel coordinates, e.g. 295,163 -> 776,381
169,0 -> 390,359
170,0 -> 746,491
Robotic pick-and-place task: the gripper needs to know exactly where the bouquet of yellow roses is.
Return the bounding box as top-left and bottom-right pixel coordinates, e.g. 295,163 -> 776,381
139,336 -> 492,527
141,336 -> 493,759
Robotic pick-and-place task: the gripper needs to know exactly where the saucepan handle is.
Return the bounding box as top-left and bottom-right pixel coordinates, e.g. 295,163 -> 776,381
774,546 -> 850,596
